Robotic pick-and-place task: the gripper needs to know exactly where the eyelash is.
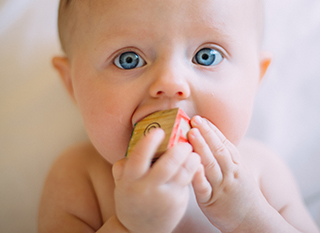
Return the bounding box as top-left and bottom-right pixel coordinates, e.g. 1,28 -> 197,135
113,47 -> 224,70
193,47 -> 224,67
114,51 -> 146,70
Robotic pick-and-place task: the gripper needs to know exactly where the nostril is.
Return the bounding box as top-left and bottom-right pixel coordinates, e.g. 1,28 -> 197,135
155,90 -> 185,97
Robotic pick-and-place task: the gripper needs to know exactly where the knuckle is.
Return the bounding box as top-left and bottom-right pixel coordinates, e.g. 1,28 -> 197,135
129,151 -> 145,164
215,142 -> 226,154
201,124 -> 212,137
163,143 -> 194,171
182,154 -> 200,178
182,165 -> 194,177
164,154 -> 181,170
223,167 -> 237,181
211,124 -> 220,134
198,119 -> 211,135
198,184 -> 212,198
206,160 -> 217,170
191,153 -> 201,168
233,170 -> 239,179
185,142 -> 193,152
175,142 -> 193,153
185,154 -> 199,171
221,136 -> 229,146
197,139 -> 208,150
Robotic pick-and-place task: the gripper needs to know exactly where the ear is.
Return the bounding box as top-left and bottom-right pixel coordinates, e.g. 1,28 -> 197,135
258,51 -> 272,83
52,56 -> 76,103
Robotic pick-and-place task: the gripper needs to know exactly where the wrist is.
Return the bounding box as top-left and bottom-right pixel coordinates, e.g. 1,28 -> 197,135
228,196 -> 269,233
97,215 -> 130,233
101,215 -> 174,233
230,195 -> 300,233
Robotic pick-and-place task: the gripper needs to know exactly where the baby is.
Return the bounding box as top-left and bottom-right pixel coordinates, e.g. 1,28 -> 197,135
38,0 -> 320,232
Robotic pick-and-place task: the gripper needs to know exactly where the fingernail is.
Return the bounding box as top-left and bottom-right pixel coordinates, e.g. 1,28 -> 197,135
191,128 -> 200,138
193,116 -> 202,126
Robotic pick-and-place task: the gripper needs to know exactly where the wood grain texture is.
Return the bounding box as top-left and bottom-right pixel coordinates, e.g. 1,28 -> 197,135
126,108 -> 191,160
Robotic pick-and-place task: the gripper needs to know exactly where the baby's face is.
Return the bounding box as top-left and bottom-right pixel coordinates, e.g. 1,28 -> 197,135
64,0 -> 269,164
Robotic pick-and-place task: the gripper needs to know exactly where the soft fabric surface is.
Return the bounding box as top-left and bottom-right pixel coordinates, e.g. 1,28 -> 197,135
0,0 -> 319,232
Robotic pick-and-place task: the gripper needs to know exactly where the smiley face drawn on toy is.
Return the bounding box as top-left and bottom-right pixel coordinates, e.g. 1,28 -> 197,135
144,122 -> 161,136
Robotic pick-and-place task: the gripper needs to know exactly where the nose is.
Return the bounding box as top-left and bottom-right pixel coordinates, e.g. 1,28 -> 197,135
148,62 -> 191,100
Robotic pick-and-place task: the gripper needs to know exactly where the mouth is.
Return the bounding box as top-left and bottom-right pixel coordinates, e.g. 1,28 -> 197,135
133,107 -> 188,126
131,101 -> 194,127
133,112 -> 156,126
131,107 -> 164,127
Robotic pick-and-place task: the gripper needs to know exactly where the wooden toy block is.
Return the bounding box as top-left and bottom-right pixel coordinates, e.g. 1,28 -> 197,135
126,108 -> 191,161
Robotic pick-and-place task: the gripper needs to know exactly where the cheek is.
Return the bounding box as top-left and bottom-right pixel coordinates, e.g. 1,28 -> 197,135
84,107 -> 133,164
74,80 -> 136,164
196,81 -> 257,146
217,99 -> 254,146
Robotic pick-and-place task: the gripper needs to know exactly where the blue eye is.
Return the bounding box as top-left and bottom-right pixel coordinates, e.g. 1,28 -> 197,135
194,48 -> 223,66
114,51 -> 145,69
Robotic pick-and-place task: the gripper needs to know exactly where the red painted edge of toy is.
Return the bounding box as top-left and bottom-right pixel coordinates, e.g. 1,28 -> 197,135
168,109 -> 191,148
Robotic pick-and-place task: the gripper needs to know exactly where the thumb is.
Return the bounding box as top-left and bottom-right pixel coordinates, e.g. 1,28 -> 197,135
112,158 -> 126,184
192,164 -> 212,204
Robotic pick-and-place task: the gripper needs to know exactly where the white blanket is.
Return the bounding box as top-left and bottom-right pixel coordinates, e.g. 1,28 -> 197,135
0,0 -> 319,231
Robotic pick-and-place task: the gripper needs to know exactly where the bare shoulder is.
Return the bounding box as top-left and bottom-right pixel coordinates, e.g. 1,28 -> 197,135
238,137 -> 280,164
238,137 -> 298,209
38,142 -> 115,233
238,138 -> 319,232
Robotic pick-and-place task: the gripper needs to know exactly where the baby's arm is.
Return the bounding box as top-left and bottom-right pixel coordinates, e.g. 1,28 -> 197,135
38,144 -> 109,233
188,116 -> 319,233
257,141 -> 320,233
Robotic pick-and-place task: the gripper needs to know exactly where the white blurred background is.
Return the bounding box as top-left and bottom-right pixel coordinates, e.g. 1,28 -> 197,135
0,0 -> 319,232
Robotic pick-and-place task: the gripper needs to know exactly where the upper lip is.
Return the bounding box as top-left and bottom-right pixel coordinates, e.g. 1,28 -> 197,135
131,104 -> 188,126
132,108 -> 166,126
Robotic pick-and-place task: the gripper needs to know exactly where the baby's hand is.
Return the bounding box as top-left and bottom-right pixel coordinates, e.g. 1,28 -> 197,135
189,116 -> 264,232
112,129 -> 200,233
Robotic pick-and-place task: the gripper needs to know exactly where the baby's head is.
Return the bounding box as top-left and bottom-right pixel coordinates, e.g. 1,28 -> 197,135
54,0 -> 271,164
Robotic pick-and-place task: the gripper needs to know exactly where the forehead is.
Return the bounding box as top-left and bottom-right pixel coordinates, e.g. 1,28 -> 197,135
83,0 -> 253,28
70,0 -> 260,53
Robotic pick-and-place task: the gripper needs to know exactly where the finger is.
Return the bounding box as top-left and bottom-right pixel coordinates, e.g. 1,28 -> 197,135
188,128 -> 222,186
169,152 -> 201,187
124,128 -> 165,181
191,116 -> 234,174
149,142 -> 193,185
192,164 -> 212,204
112,158 -> 127,184
204,119 -> 241,165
